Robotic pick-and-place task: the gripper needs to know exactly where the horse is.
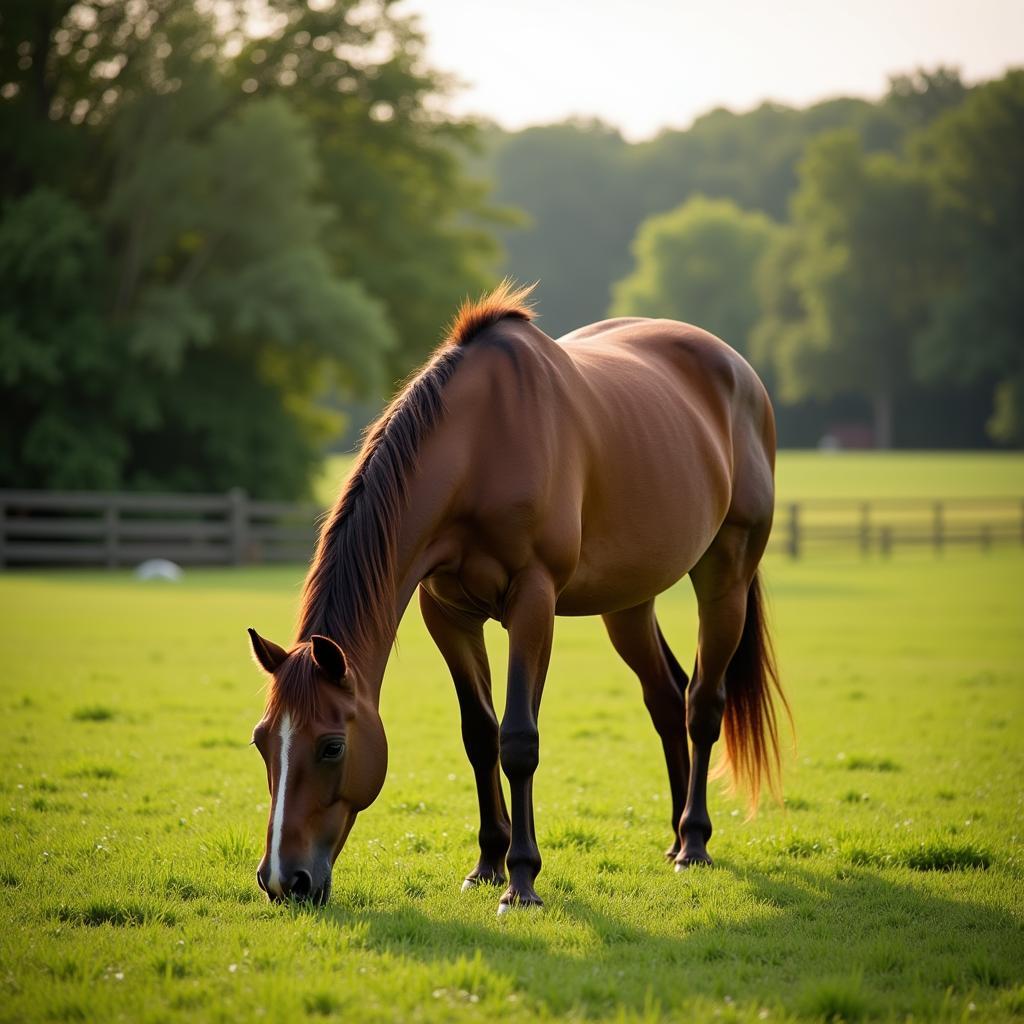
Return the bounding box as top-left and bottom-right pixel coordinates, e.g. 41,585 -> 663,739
247,281 -> 789,915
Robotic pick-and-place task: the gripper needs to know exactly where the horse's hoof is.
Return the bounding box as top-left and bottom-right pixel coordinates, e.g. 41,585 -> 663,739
497,884 -> 543,917
462,870 -> 506,892
674,854 -> 714,871
496,898 -> 541,918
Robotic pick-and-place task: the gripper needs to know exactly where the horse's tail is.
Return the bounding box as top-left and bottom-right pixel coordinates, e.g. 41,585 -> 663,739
711,571 -> 792,812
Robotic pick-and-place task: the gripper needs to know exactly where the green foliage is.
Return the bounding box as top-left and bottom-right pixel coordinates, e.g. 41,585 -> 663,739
490,67 -> 1017,449
0,0 -> 502,496
488,120 -> 640,337
225,0 -> 506,377
611,196 -> 778,357
749,71 -> 1024,449
489,73 -> 967,342
912,71 -> 1024,444
749,131 -> 940,447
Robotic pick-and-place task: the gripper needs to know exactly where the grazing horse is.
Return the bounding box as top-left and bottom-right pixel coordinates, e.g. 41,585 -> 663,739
248,281 -> 789,914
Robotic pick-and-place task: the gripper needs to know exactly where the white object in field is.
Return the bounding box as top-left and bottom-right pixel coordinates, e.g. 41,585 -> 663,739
135,558 -> 183,582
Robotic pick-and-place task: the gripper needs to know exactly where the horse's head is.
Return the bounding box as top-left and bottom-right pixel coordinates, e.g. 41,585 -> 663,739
247,628 -> 387,904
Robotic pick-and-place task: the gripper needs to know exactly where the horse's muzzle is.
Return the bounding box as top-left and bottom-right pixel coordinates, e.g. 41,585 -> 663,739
256,865 -> 331,906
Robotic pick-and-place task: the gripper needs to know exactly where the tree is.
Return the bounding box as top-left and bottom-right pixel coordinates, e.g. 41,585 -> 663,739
0,0 -> 503,495
885,67 -> 969,133
752,131 -> 938,447
912,71 -> 1024,445
485,73 -> 966,350
610,196 -> 778,358
488,121 -> 637,336
225,0 -> 505,376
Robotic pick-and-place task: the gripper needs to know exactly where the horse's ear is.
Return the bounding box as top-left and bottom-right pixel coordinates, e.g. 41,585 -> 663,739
248,628 -> 288,674
310,634 -> 349,687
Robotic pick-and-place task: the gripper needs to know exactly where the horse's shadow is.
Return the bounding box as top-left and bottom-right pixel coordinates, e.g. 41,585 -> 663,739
315,861 -> 1022,1017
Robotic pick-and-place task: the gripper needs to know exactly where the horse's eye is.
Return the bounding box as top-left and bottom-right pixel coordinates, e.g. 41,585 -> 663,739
320,740 -> 346,762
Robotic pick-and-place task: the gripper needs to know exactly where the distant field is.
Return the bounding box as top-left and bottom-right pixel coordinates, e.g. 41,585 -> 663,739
774,451 -> 1023,501
316,451 -> 1024,507
1,545 -> 1022,1021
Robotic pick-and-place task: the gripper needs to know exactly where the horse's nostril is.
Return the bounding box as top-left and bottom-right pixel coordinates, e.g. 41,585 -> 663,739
289,869 -> 312,900
256,869 -> 267,893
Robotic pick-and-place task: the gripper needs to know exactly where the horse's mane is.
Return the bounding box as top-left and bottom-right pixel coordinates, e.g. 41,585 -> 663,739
290,280 -> 536,674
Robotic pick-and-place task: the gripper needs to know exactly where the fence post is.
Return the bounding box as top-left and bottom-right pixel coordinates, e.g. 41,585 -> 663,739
104,504 -> 119,569
859,502 -> 871,557
229,488 -> 248,565
880,525 -> 892,558
788,502 -> 801,559
932,501 -> 944,555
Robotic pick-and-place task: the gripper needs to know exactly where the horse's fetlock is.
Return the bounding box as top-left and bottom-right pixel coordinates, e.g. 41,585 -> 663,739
682,813 -> 713,844
688,719 -> 722,747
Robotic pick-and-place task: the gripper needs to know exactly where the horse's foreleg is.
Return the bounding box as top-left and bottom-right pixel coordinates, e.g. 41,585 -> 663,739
418,587 -> 510,889
602,602 -> 690,860
497,569 -> 556,914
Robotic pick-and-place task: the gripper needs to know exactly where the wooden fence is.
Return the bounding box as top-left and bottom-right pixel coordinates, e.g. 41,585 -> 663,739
771,497 -> 1024,558
0,489 -> 318,568
0,490 -> 1021,568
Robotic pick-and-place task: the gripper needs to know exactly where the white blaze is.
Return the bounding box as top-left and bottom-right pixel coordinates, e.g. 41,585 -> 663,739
268,712 -> 293,896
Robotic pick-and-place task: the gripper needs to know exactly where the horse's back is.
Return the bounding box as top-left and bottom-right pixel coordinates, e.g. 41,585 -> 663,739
562,317 -> 774,486
560,317 -> 763,414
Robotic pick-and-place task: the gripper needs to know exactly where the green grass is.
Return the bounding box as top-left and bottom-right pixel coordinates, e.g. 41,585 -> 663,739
1,546 -> 1022,1023
773,451 -> 1024,501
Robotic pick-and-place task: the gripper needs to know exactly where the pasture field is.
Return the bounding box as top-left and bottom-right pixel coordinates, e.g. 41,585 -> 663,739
772,451 -> 1024,501
1,545 -> 1022,1023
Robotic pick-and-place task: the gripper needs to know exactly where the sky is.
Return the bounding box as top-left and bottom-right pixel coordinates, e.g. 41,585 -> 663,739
397,0 -> 1024,140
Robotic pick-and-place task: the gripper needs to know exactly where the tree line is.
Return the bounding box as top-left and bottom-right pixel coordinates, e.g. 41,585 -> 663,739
2,3 -> 1020,499
489,68 -> 1023,450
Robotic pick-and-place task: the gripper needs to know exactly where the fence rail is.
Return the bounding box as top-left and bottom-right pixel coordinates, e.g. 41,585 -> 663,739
0,488 -> 319,568
771,497 -> 1024,558
0,490 -> 1021,568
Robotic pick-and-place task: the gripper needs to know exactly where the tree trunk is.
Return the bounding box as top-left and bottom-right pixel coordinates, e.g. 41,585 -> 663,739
872,391 -> 893,449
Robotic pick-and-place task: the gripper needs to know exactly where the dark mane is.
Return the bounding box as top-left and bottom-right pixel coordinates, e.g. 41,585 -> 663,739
288,281 -> 536,675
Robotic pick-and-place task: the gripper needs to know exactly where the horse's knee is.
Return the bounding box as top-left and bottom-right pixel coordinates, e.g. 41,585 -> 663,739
499,723 -> 539,778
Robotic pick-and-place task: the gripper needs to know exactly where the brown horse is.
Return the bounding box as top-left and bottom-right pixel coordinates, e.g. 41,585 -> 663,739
248,281 -> 789,914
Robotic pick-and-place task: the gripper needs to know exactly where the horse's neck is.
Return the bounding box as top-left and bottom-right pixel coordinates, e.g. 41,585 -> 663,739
306,461 -> 452,702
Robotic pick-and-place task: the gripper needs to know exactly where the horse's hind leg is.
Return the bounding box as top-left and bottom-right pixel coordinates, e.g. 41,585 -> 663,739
678,522 -> 767,867
602,602 -> 690,859
419,587 -> 511,889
